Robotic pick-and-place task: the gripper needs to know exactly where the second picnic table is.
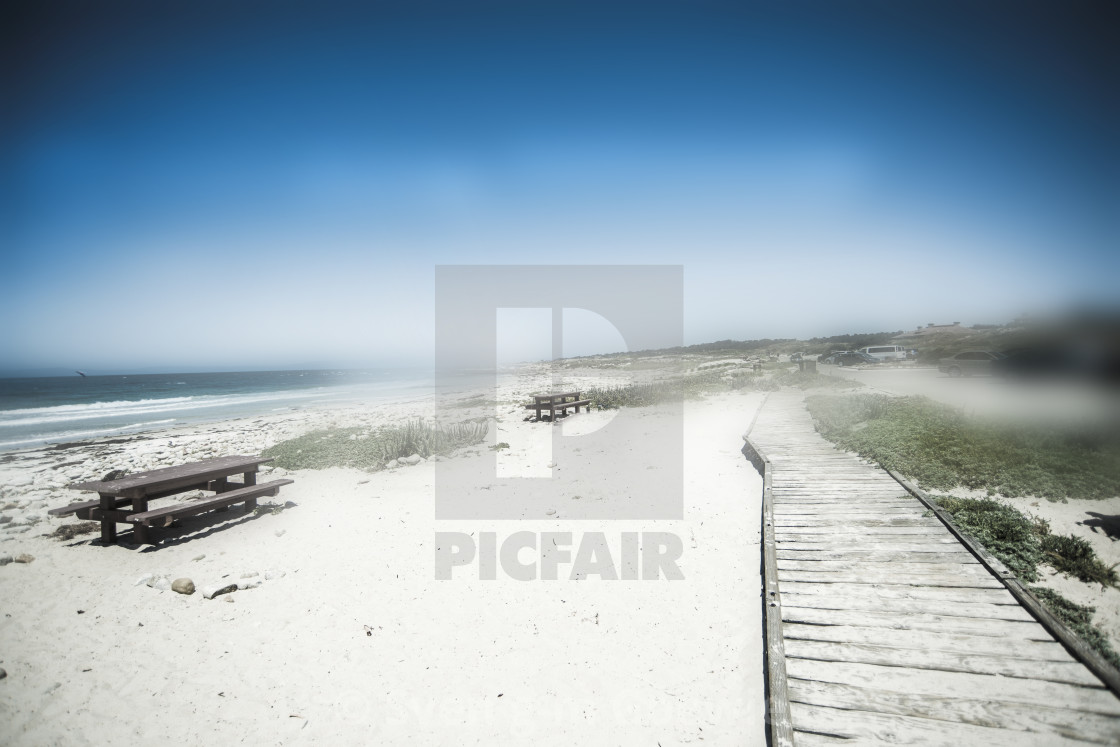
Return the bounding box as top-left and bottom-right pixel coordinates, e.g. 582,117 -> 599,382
525,391 -> 592,421
49,455 -> 293,545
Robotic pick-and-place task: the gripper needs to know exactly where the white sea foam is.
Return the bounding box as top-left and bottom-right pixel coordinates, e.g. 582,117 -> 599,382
0,390 -> 332,428
0,419 -> 178,449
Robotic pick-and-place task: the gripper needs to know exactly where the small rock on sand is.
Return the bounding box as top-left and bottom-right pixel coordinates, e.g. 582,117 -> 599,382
171,578 -> 195,595
202,583 -> 238,600
14,553 -> 34,564
0,667 -> 6,680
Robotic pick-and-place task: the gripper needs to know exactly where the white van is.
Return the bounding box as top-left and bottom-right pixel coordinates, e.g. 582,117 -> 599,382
859,344 -> 907,361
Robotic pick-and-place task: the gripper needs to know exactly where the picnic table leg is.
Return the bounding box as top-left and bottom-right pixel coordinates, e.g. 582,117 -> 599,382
98,493 -> 117,545
243,471 -> 258,510
212,477 -> 231,511
130,497 -> 150,544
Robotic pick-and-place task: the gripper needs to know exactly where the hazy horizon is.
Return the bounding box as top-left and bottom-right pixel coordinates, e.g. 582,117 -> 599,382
4,2 -> 1116,372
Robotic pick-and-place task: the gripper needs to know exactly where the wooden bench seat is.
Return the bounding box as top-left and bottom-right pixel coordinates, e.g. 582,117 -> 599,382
48,496 -> 132,518
125,479 -> 294,544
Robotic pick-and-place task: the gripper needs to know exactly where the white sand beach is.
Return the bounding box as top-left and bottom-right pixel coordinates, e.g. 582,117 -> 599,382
0,370 -> 766,745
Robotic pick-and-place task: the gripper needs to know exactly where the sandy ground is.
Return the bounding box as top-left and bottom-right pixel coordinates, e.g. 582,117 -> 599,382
0,373 -> 766,745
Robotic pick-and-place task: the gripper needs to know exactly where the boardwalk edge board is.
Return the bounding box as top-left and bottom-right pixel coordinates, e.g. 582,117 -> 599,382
743,392 -> 796,747
889,469 -> 1120,699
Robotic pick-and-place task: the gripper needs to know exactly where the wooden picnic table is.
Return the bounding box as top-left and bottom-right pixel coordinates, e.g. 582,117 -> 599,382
525,391 -> 592,421
49,455 -> 293,545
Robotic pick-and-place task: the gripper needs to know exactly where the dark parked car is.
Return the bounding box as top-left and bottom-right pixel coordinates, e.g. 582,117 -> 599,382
824,351 -> 878,367
993,344 -> 1120,383
938,350 -> 1005,377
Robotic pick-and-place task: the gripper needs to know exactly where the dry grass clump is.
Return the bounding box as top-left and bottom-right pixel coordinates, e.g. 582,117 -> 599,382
263,419 -> 488,471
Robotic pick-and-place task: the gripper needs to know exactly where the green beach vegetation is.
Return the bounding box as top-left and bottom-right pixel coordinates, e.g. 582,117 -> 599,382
806,393 -> 1120,501
585,367 -> 862,410
262,419 -> 488,472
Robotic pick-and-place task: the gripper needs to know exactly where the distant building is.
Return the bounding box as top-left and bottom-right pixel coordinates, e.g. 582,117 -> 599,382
907,322 -> 972,337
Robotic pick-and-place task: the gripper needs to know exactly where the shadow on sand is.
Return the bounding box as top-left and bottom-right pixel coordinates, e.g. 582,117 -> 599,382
1080,511 -> 1120,541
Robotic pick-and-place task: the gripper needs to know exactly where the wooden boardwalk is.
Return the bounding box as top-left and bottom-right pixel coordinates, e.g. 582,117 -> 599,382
746,392 -> 1120,746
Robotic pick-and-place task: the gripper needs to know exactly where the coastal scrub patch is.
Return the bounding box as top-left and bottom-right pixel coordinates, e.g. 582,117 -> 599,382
806,393 -> 1120,501
263,419 -> 488,471
932,494 -> 1117,588
586,374 -> 726,409
932,495 -> 1046,582
1028,587 -> 1120,669
1040,534 -> 1120,589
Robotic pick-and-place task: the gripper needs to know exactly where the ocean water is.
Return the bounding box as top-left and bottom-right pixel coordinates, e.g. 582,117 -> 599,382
0,369 -> 435,452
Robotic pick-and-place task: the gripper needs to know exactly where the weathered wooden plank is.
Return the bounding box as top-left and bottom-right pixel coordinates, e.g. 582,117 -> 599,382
776,543 -> 969,557
774,517 -> 939,527
777,549 -> 978,563
773,506 -> 922,515
788,679 -> 1120,745
773,526 -> 941,535
782,622 -> 1062,658
789,701 -> 1103,746
790,730 -> 853,746
779,570 -> 1001,588
780,581 -> 1018,606
776,559 -> 999,577
786,658 -> 1120,714
785,638 -> 1101,686
781,606 -> 1047,639
772,499 -> 914,505
780,591 -> 1035,622
775,531 -> 958,543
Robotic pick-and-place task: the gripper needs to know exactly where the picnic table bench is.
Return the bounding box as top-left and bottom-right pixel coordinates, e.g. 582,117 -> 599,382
48,455 -> 293,545
524,391 -> 592,421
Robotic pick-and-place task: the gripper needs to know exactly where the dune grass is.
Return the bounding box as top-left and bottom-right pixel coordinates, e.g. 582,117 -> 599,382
585,374 -> 727,409
262,419 -> 488,471
586,368 -> 860,409
806,393 -> 1120,501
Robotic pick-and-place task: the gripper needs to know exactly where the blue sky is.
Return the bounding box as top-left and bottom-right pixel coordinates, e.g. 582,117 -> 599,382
2,1 -> 1116,372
